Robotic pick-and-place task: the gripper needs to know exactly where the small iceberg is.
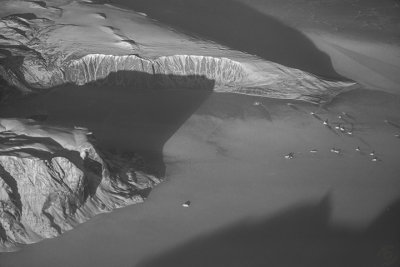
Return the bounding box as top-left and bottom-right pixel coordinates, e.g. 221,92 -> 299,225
330,148 -> 341,154
284,153 -> 294,159
182,201 -> 191,208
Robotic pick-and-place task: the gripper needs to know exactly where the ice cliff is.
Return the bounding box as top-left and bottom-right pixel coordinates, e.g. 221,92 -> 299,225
0,119 -> 160,251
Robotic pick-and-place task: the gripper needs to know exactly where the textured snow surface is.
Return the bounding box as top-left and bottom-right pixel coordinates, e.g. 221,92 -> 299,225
0,119 -> 160,251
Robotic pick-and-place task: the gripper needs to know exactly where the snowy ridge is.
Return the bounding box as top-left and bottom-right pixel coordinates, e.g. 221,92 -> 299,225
0,5 -> 358,104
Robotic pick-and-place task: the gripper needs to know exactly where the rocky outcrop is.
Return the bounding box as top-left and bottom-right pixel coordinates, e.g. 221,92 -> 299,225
0,13 -> 65,94
0,119 -> 160,251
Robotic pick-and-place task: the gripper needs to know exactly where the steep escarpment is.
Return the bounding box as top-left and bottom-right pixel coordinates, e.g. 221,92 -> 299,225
65,54 -> 357,103
65,54 -> 246,88
0,119 -> 160,251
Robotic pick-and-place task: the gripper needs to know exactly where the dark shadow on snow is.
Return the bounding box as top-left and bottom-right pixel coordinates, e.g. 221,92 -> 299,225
96,0 -> 345,80
0,71 -> 215,178
137,194 -> 400,267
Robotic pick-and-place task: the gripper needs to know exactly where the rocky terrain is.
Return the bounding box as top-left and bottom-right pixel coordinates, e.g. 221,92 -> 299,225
0,118 -> 159,251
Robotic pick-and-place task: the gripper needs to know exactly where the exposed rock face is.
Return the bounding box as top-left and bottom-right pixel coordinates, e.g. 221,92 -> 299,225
65,54 -> 245,87
65,54 -> 357,103
0,119 -> 160,251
